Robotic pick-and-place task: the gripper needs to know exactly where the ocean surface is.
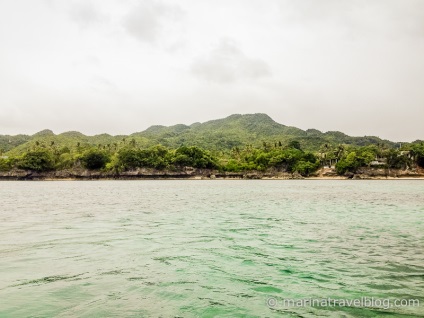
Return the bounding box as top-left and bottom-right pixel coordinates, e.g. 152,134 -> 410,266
0,180 -> 423,317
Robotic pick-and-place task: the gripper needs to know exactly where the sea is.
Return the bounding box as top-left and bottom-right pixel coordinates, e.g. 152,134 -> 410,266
0,180 -> 423,317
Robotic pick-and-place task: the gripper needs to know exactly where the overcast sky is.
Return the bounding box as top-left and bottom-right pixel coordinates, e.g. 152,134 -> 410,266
0,0 -> 423,141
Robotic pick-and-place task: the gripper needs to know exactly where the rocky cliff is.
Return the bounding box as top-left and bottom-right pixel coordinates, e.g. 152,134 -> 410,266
1,167 -> 423,180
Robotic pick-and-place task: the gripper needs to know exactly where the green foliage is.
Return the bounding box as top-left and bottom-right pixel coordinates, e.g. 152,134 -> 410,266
335,152 -> 358,174
174,146 -> 219,169
411,143 -> 424,168
117,148 -> 142,170
223,146 -> 319,175
1,139 -> 422,176
385,149 -> 406,169
58,146 -> 71,155
113,145 -> 220,170
334,144 -> 424,174
0,157 -> 15,171
288,140 -> 302,150
1,114 -> 422,175
139,145 -> 172,169
0,134 -> 31,153
335,148 -> 377,174
294,160 -> 320,177
17,149 -> 55,171
80,149 -> 110,170
2,114 -> 399,157
56,153 -> 75,170
116,145 -> 172,170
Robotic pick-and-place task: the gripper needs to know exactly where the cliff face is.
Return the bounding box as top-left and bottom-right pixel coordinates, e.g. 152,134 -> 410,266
353,167 -> 424,179
0,168 -> 211,180
0,167 -> 423,180
319,166 -> 424,179
0,168 -> 299,180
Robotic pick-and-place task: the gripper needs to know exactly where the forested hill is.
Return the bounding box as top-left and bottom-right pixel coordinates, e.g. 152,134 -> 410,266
0,113 -> 410,155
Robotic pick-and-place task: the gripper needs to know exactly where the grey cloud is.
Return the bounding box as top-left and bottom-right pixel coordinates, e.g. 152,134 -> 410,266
123,0 -> 184,44
191,39 -> 271,83
71,55 -> 100,68
68,1 -> 105,28
279,0 -> 353,21
0,0 -> 423,141
278,0 -> 424,38
90,76 -> 118,93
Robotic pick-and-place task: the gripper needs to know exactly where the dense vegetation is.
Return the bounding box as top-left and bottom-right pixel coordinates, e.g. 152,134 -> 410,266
1,114 -> 423,177
1,139 -> 423,176
1,114 -> 401,157
0,141 -> 320,176
333,143 -> 424,174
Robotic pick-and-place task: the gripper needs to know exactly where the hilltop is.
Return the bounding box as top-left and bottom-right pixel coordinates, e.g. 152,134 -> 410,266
0,113 -> 405,156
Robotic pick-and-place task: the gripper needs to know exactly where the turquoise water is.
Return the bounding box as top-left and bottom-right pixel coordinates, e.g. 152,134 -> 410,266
0,180 -> 423,317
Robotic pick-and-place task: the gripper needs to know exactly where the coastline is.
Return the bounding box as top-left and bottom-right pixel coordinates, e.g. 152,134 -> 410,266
1,167 -> 424,180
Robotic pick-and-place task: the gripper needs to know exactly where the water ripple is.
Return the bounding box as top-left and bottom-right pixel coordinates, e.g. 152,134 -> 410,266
0,180 -> 423,317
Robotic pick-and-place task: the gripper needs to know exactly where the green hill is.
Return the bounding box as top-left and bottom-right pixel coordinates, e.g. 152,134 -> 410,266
1,113 -> 402,156
132,113 -> 397,151
0,134 -> 31,154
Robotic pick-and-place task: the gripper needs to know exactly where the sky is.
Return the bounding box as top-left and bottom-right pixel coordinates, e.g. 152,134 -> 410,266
0,0 -> 423,141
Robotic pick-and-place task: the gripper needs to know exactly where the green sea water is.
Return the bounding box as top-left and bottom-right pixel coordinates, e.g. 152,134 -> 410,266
0,180 -> 423,317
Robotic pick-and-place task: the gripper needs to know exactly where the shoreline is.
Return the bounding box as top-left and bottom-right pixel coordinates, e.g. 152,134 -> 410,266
1,169 -> 424,181
2,177 -> 424,180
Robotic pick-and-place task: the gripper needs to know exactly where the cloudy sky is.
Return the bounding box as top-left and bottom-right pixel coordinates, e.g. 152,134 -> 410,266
0,0 -> 423,141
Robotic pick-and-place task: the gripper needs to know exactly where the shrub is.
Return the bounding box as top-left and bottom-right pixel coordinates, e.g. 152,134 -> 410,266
56,153 -> 75,170
0,157 -> 14,171
174,146 -> 219,169
117,148 -> 141,169
294,160 -> 320,176
17,149 -> 55,171
80,149 -> 110,170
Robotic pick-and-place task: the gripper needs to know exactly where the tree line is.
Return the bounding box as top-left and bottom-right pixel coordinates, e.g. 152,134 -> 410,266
1,140 -> 423,176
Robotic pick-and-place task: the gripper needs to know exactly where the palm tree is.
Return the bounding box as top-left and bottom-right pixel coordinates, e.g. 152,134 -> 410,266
232,147 -> 241,159
336,144 -> 344,158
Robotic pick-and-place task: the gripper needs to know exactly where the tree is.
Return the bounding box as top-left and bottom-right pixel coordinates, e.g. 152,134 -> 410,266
262,141 -> 271,151
57,153 -> 75,169
335,152 -> 361,174
295,160 -> 319,177
80,149 -> 110,170
288,140 -> 301,150
174,146 -> 219,169
117,145 -> 172,170
411,144 -> 424,168
0,157 -> 14,171
139,145 -> 171,169
18,149 -> 55,171
335,144 -> 345,159
117,148 -> 141,170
